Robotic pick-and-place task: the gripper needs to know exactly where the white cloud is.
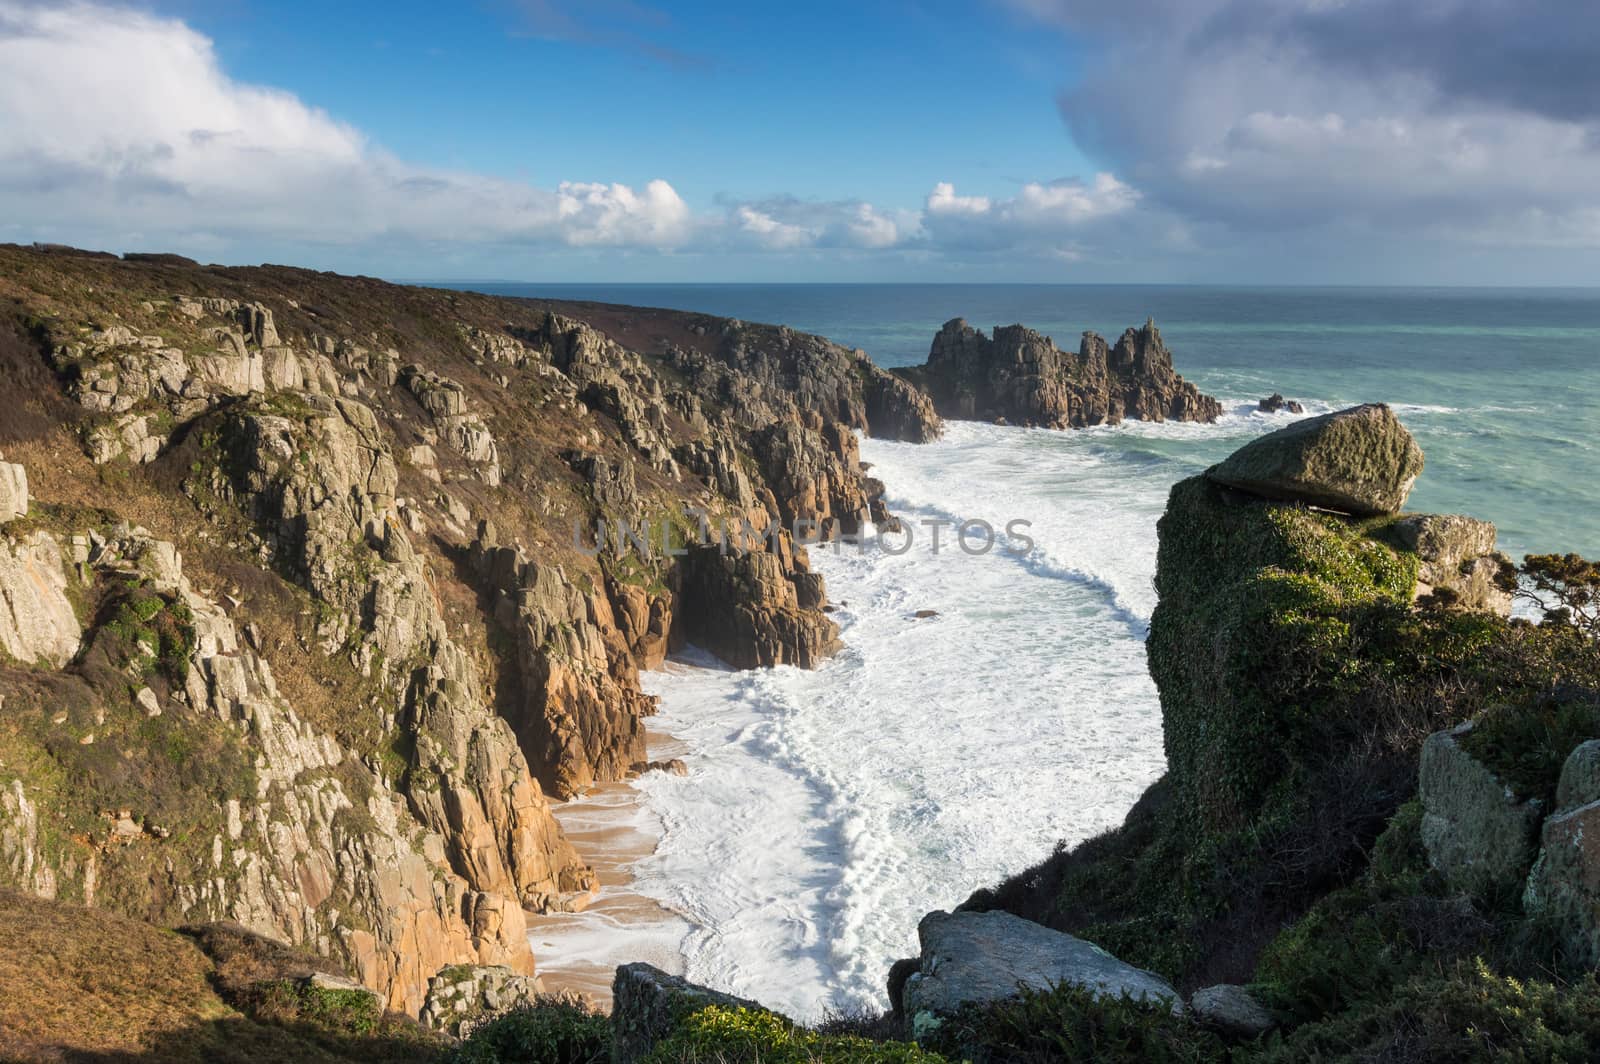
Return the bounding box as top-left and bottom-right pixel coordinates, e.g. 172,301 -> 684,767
0,0 -> 1145,271
926,183 -> 992,216
0,1 -> 692,251
735,206 -> 815,249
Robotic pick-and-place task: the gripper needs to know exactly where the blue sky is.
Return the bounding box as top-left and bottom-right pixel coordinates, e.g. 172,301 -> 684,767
2,0 -> 1598,283
188,1 -> 1091,208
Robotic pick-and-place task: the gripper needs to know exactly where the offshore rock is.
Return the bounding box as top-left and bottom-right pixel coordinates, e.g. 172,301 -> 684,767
1208,403 -> 1424,516
904,317 -> 1221,429
1258,393 -> 1304,414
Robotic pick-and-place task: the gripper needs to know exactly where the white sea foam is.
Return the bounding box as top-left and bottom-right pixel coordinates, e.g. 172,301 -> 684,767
533,408 -> 1327,1021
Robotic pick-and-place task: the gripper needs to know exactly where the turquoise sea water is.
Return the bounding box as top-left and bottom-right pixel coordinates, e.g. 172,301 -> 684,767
472,283 -> 1600,1015
469,284 -> 1600,560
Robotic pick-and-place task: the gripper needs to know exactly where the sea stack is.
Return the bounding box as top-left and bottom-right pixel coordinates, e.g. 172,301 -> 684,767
897,316 -> 1222,429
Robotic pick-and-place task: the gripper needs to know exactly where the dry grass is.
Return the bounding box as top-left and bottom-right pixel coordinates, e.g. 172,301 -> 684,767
0,888 -> 233,1060
0,892 -> 443,1064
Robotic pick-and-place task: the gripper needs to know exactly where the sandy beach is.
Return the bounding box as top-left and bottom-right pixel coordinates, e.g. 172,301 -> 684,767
524,727 -> 691,1010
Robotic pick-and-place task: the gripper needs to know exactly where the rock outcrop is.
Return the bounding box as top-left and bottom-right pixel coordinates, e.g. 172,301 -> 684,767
898,910 -> 1181,1039
1257,393 -> 1304,415
0,243 -> 942,1020
0,454 -> 26,522
1523,737 -> 1600,963
1189,984 -> 1276,1038
0,530 -> 81,667
1207,402 -> 1424,515
1392,513 -> 1513,614
419,963 -> 545,1036
611,962 -> 769,1064
1418,721 -> 1544,898
900,317 -> 1221,429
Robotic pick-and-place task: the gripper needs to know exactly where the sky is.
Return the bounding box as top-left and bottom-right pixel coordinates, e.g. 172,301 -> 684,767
1,0 -> 1598,284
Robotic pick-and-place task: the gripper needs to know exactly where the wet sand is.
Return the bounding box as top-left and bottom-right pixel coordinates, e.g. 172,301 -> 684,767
525,728 -> 691,1010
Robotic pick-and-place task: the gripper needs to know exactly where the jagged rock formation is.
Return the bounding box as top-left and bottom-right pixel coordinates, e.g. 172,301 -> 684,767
899,317 -> 1221,429
0,243 -> 942,1018
1258,393 -> 1304,415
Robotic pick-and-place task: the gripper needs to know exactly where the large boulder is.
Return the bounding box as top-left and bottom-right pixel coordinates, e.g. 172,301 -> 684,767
1207,403 -> 1424,516
611,962 -> 769,1063
1419,721 -> 1543,898
1189,984 -> 1276,1038
900,910 -> 1180,1040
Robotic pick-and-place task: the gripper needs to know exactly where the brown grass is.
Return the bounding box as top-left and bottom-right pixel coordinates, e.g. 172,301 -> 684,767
0,887 -> 233,1060
0,891 -> 443,1064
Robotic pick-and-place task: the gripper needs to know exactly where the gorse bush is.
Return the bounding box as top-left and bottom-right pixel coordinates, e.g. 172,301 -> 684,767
445,997 -> 610,1064
1256,960 -> 1600,1063
923,982 -> 1225,1064
643,1005 -> 944,1064
1460,688 -> 1600,806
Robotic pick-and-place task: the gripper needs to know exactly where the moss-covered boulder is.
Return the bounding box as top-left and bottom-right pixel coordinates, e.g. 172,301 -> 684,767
1418,720 -> 1544,899
1207,403 -> 1424,516
1148,474 -> 1419,828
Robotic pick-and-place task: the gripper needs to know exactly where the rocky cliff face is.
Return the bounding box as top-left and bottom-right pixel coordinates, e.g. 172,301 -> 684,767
0,243 -> 934,1016
902,317 -> 1221,429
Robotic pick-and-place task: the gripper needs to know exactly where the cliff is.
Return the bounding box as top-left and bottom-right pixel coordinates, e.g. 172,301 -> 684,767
899,316 -> 1222,429
927,404 -> 1600,1060
0,243 -> 935,1023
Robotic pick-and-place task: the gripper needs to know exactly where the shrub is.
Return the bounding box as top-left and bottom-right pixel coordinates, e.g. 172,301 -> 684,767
1255,960 -> 1600,1063
446,998 -> 610,1064
643,1005 -> 943,1064
1459,687 -> 1600,806
923,982 -> 1225,1064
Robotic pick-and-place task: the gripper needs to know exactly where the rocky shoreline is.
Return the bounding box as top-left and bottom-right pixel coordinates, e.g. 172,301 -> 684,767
5,243 -> 1596,1063
1,245 -> 1215,1033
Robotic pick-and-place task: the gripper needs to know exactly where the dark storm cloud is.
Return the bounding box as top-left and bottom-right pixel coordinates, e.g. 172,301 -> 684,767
1006,0 -> 1600,250
1197,0 -> 1600,124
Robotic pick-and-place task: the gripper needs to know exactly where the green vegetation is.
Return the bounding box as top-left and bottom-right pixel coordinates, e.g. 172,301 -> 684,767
973,474 -> 1600,1044
444,998 -> 610,1064
1460,688 -> 1600,805
643,1005 -> 944,1064
925,983 -> 1224,1064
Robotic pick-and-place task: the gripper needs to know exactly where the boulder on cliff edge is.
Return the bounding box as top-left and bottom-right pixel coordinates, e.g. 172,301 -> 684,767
899,910 -> 1180,1040
1207,402 -> 1424,515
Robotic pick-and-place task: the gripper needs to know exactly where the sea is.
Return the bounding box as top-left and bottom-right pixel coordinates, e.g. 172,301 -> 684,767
464,283 -> 1600,1019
